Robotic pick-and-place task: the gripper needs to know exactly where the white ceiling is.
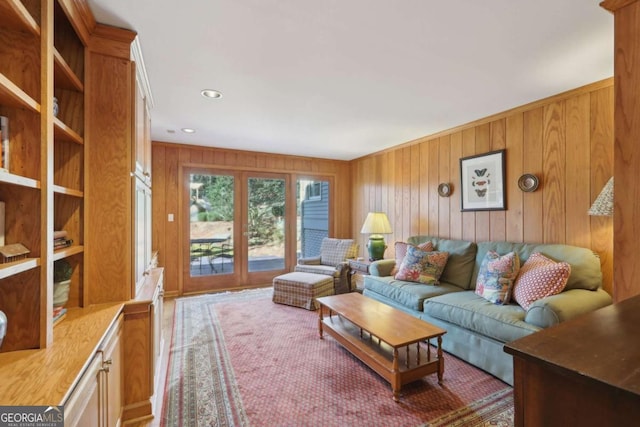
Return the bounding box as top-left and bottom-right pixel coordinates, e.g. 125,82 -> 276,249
86,0 -> 613,161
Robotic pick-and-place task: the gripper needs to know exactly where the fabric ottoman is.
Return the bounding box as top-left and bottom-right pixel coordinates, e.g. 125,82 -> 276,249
272,272 -> 334,310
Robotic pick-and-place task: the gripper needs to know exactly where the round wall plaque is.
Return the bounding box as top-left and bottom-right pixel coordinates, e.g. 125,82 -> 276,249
518,174 -> 539,192
438,183 -> 451,197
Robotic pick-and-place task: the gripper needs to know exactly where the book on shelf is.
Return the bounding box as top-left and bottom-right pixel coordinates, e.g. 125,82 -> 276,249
53,307 -> 67,323
0,116 -> 8,172
0,243 -> 30,263
54,238 -> 73,249
53,230 -> 68,240
53,230 -> 72,249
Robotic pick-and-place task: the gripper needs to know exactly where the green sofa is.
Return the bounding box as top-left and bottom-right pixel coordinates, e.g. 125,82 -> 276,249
362,236 -> 613,385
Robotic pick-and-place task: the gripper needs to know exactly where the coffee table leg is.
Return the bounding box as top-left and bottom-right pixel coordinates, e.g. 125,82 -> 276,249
392,348 -> 400,402
318,305 -> 324,339
437,335 -> 444,384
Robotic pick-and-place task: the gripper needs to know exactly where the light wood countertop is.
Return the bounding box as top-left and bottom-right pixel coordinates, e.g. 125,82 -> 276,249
0,303 -> 123,405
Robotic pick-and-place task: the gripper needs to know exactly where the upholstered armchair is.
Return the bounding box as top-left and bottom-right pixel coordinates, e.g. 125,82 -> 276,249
294,238 -> 359,294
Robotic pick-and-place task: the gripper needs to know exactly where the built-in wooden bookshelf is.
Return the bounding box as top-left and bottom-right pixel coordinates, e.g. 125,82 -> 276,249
0,0 -> 89,352
0,2 -> 162,421
0,0 -> 45,351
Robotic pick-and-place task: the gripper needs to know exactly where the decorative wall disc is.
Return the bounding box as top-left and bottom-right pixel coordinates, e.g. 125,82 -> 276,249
438,183 -> 451,197
518,174 -> 539,192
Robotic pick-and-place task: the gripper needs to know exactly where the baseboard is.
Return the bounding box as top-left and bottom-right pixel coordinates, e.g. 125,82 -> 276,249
121,400 -> 153,424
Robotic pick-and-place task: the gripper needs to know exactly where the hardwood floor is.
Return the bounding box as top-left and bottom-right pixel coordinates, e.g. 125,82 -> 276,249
126,298 -> 176,427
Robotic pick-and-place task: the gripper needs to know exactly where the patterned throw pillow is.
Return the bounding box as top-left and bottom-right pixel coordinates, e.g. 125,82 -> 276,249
513,252 -> 571,310
390,241 -> 434,276
475,251 -> 520,305
394,245 -> 449,285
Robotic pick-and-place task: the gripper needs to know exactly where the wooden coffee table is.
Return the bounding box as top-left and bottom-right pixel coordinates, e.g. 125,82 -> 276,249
317,293 -> 446,401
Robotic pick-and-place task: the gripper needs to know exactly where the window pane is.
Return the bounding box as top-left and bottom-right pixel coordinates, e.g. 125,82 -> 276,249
297,179 -> 329,259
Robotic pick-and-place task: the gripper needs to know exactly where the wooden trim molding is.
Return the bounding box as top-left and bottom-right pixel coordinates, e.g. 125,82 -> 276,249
601,0 -> 640,12
89,23 -> 136,59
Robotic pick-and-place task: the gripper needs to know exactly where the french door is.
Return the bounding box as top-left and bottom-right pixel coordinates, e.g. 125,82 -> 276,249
183,168 -> 291,293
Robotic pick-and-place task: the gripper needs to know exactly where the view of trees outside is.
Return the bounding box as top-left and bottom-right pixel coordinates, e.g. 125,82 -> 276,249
190,174 -> 286,261
247,177 -> 285,249
190,174 -> 327,273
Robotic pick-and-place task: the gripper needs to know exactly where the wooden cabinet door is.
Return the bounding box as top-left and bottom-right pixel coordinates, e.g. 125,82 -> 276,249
64,354 -> 102,427
150,273 -> 164,392
102,315 -> 123,427
134,178 -> 152,294
133,67 -> 152,186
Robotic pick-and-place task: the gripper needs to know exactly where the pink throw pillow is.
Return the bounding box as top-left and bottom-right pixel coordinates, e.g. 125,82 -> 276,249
513,252 -> 571,310
390,241 -> 434,276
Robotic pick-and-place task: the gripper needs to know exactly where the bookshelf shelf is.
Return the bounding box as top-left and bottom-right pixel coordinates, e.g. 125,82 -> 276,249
53,118 -> 83,145
54,49 -> 84,93
0,73 -> 40,113
0,0 -> 40,37
0,171 -> 41,189
53,185 -> 84,198
53,245 -> 84,261
0,258 -> 40,280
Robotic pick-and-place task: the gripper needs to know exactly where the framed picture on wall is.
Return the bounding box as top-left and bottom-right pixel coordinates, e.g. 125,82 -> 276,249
460,149 -> 506,211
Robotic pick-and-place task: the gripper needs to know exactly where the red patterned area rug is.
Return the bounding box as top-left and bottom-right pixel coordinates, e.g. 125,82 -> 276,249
161,288 -> 514,427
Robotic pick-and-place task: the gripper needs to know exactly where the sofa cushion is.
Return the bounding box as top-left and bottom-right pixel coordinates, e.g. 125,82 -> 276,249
475,251 -> 520,305
513,252 -> 571,310
395,246 -> 449,285
294,264 -> 340,278
473,241 -> 601,291
424,291 -> 540,343
391,241 -> 434,276
407,236 -> 477,289
364,275 -> 461,311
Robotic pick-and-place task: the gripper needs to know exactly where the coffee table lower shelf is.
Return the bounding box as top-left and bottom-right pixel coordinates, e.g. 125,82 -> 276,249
320,314 -> 443,401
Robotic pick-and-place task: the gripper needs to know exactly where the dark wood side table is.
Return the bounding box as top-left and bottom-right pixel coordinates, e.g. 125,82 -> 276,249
504,294 -> 640,426
348,259 -> 371,293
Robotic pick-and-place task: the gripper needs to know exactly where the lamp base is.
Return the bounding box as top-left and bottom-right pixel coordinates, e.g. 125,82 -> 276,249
367,235 -> 387,261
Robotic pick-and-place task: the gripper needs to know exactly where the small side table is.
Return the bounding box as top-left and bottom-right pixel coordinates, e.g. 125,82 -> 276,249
348,259 -> 371,293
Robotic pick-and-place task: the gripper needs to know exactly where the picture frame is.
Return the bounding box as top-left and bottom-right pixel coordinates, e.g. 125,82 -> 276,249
460,149 -> 506,211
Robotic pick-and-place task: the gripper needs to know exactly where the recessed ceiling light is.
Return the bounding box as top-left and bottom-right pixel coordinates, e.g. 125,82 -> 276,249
181,128 -> 196,134
201,89 -> 222,99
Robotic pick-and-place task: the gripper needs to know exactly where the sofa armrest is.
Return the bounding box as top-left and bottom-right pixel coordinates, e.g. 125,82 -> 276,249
369,259 -> 396,277
297,256 -> 321,265
525,288 -> 613,328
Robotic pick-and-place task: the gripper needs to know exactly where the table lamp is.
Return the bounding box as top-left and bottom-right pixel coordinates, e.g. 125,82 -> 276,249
360,212 -> 392,261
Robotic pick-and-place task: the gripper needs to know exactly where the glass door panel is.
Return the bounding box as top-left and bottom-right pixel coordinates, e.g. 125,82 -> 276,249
246,176 -> 286,272
184,170 -> 304,292
189,173 -> 235,277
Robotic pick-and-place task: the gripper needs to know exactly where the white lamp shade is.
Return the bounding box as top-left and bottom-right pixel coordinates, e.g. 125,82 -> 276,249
588,177 -> 614,216
360,212 -> 392,235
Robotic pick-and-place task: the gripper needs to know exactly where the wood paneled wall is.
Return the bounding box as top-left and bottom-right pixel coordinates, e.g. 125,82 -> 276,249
151,143 -> 352,296
351,79 -> 615,295
602,0 -> 640,302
